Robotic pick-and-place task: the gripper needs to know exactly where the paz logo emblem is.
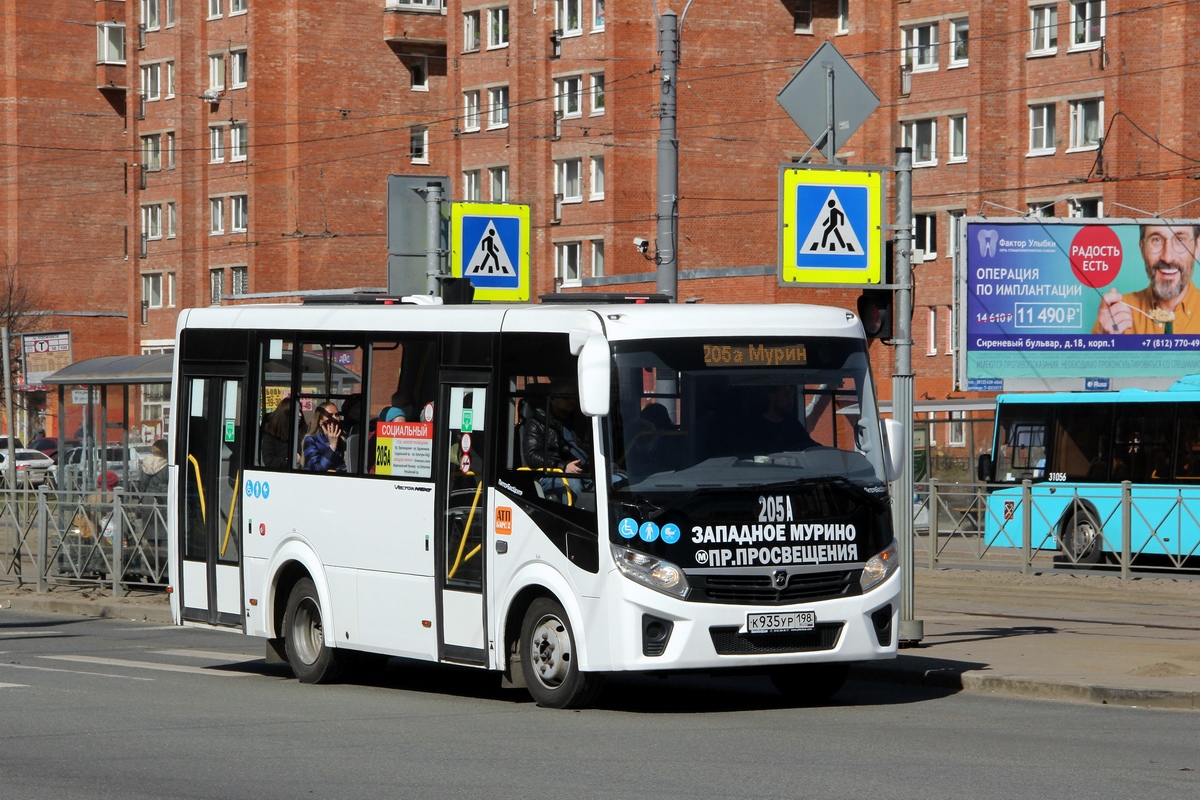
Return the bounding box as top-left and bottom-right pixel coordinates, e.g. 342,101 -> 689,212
772,569 -> 788,589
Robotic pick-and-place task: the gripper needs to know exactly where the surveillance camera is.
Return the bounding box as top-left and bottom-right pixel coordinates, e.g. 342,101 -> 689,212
633,237 -> 649,253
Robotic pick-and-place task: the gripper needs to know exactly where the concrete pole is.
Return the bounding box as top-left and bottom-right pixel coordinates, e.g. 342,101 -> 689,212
420,182 -> 443,297
2,327 -> 16,489
892,148 -> 923,645
655,11 -> 678,301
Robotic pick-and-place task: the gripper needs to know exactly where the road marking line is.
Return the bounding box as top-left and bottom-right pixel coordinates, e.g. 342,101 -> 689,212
153,649 -> 263,662
0,631 -> 64,638
131,625 -> 183,631
39,655 -> 250,677
0,662 -> 154,680
0,682 -> 29,688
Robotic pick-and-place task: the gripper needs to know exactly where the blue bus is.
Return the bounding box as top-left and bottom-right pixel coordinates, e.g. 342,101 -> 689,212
976,377 -> 1200,566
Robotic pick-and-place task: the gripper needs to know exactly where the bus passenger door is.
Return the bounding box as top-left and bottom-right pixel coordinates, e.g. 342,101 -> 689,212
179,372 -> 245,628
437,378 -> 489,665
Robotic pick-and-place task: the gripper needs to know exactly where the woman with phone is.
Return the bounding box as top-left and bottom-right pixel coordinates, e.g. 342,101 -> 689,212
303,402 -> 347,473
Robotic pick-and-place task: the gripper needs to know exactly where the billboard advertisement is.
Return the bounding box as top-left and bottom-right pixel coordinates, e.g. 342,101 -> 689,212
964,218 -> 1200,388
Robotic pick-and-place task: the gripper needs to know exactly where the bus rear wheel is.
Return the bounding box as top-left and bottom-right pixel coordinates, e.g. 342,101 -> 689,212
1058,512 -> 1103,566
769,663 -> 850,705
519,598 -> 603,709
283,577 -> 344,684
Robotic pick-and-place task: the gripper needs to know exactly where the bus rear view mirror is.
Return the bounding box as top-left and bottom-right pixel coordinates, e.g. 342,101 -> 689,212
882,418 -> 904,483
575,334 -> 611,418
976,453 -> 992,483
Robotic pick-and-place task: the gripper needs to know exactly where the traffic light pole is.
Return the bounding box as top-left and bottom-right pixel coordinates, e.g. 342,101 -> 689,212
892,147 -> 923,646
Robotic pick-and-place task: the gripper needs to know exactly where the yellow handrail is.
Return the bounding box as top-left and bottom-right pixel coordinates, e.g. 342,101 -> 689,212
515,466 -> 574,506
187,454 -> 206,523
447,480 -> 484,580
220,471 -> 240,558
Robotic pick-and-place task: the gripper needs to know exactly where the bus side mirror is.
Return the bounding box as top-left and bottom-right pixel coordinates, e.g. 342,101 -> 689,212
882,418 -> 904,483
976,453 -> 992,483
574,333 -> 611,417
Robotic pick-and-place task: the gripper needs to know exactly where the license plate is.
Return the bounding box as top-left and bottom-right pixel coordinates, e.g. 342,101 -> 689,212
746,610 -> 816,634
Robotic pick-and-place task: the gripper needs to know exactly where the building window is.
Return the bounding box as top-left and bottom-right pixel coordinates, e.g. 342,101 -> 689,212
949,18 -> 968,66
231,194 -> 248,232
1069,98 -> 1102,150
232,266 -> 248,295
463,11 -> 480,51
557,0 -> 581,36
589,156 -> 604,200
555,76 -> 582,118
488,7 -> 509,48
556,242 -> 581,285
490,166 -> 509,201
143,273 -> 163,309
1071,1 -> 1104,48
948,209 -> 965,267
792,0 -> 813,33
901,119 -> 936,166
166,0 -> 175,27
97,23 -> 126,64
208,0 -> 221,19
926,307 -> 938,355
1068,198 -> 1103,218
463,170 -> 480,202
166,131 -> 175,168
209,54 -> 225,91
231,123 -> 248,161
592,240 -> 604,277
1028,202 -> 1054,217
410,127 -> 429,163
410,55 -> 429,90
463,91 -> 480,131
210,126 -> 225,162
142,0 -> 160,30
593,0 -> 605,31
387,0 -> 443,8
949,115 -> 967,162
141,64 -> 160,101
1029,104 -> 1056,154
167,202 -> 176,238
165,61 -> 175,97
913,213 -> 937,260
1031,5 -> 1057,54
141,134 -> 162,171
210,197 -> 224,234
903,23 -> 938,71
231,0 -> 247,14
837,0 -> 849,34
947,411 -> 966,447
488,86 -> 509,128
590,73 -> 605,114
142,203 -> 162,241
210,269 -> 224,305
556,159 -> 582,203
231,50 -> 248,89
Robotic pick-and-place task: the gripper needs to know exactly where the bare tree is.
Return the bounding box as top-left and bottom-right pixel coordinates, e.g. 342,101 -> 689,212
0,259 -> 47,424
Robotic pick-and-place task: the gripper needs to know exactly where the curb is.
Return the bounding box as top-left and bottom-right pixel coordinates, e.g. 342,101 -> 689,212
0,593 -> 172,624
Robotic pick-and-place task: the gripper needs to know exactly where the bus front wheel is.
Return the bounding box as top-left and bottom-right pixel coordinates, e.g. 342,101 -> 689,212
283,577 -> 344,684
1058,512 -> 1103,566
519,598 -> 603,709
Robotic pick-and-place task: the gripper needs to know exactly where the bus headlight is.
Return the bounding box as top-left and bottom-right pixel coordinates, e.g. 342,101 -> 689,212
859,539 -> 899,592
611,544 -> 690,598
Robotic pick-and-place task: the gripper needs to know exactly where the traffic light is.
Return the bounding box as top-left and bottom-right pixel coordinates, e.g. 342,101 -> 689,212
857,289 -> 894,340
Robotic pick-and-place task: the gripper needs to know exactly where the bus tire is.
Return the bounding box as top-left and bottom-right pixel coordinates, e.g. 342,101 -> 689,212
769,663 -> 850,704
519,597 -> 603,709
1058,511 -> 1103,566
283,577 -> 344,684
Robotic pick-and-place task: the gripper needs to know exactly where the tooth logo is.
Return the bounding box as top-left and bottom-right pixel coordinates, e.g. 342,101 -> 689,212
978,229 -> 999,257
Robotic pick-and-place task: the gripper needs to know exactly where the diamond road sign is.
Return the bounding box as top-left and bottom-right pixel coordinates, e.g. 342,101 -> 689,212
776,41 -> 879,155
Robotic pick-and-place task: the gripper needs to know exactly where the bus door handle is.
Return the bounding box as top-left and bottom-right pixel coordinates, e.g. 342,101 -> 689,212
495,540 -> 508,555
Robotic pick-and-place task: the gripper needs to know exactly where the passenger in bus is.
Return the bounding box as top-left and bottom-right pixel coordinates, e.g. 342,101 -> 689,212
260,397 -> 303,470
303,403 -> 347,473
378,389 -> 414,423
521,383 -> 590,499
625,402 -> 677,479
742,385 -> 816,455
340,396 -> 363,472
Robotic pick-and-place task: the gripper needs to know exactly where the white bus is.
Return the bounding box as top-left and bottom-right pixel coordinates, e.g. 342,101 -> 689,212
168,298 -> 903,707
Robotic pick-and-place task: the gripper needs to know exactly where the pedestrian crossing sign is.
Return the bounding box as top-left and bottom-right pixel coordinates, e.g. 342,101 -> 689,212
779,166 -> 883,285
451,202 -> 531,301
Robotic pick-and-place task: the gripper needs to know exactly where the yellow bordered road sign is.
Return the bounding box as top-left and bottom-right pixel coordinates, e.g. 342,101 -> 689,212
779,167 -> 883,285
451,202 -> 531,301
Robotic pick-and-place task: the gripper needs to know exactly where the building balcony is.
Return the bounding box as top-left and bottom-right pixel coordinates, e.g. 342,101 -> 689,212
383,1 -> 447,52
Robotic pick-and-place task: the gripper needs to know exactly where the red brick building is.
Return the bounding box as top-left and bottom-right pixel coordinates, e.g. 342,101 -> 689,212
3,1 -> 1198,442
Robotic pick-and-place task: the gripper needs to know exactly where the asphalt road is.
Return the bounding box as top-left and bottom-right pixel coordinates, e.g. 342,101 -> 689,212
1,611 -> 1197,800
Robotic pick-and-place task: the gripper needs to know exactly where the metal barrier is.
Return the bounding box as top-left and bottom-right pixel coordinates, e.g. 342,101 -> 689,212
1,485 -> 168,595
913,479 -> 1200,577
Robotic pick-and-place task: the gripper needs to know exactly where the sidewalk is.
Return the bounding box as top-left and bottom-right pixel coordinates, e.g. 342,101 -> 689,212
2,568 -> 1198,709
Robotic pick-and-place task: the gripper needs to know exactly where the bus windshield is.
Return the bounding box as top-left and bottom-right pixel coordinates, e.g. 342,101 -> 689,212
607,337 -> 887,495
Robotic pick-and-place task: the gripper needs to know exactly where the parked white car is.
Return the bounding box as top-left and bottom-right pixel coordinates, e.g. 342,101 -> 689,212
0,448 -> 56,487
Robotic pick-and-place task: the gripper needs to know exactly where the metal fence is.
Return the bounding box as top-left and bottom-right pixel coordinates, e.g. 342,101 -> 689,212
913,479 -> 1200,577
1,485 -> 168,595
